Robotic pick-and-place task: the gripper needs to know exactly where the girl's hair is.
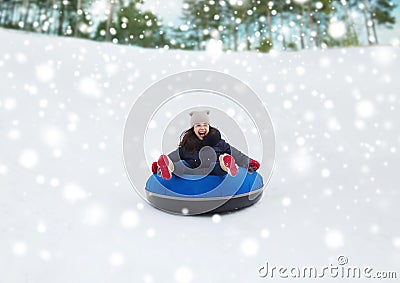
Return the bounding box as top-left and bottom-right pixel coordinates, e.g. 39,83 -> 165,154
179,126 -> 218,153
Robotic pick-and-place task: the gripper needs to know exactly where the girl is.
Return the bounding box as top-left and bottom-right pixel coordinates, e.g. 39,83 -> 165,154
151,110 -> 260,180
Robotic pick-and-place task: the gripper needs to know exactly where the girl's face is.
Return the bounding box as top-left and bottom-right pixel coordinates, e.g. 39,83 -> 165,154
194,123 -> 209,140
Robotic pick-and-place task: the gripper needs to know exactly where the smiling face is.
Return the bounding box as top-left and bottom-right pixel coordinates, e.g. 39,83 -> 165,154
193,122 -> 209,140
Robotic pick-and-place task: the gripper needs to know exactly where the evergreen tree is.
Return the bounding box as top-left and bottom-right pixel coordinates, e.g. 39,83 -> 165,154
355,0 -> 396,45
254,0 -> 277,50
181,0 -> 222,50
290,0 -> 307,49
94,0 -> 162,48
276,0 -> 291,49
0,0 -> 397,51
371,0 -> 397,43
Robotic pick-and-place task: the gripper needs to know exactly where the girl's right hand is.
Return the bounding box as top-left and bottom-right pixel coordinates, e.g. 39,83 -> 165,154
151,161 -> 158,174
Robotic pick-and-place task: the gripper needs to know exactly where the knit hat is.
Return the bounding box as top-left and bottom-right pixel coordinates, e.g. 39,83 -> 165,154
190,110 -> 210,127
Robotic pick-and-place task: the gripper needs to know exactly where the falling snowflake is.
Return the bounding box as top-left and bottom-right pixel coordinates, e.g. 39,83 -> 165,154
328,118 -> 341,131
283,100 -> 293,110
83,203 -> 107,226
328,21 -> 346,39
393,237 -> 400,249
42,126 -> 65,148
240,238 -> 259,257
109,252 -> 125,267
296,136 -> 305,146
50,178 -> 60,188
37,221 -> 47,233
13,241 -> 27,256
120,210 -> 140,229
146,228 -> 156,238
211,214 -> 221,223
174,266 -> 193,283
321,168 -> 330,178
356,100 -> 375,118
19,149 -> 39,168
291,149 -> 312,173
35,63 -> 55,82
325,229 -> 344,249
296,66 -> 305,76
282,197 -> 292,207
0,164 -> 9,175
63,183 -> 86,203
4,97 -> 17,110
260,229 -> 270,239
206,40 -> 223,58
78,77 -> 102,98
39,250 -> 52,261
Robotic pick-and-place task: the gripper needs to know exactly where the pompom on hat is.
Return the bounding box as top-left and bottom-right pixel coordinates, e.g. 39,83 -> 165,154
190,110 -> 210,127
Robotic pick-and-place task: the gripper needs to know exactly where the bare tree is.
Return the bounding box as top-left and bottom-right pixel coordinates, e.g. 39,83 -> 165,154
105,0 -> 116,41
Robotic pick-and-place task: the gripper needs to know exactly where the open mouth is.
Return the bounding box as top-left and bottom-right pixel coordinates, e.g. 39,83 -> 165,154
198,131 -> 207,138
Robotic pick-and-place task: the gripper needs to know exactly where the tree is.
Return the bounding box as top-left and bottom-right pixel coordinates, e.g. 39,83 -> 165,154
275,0 -> 291,49
0,0 -> 397,52
356,0 -> 395,45
57,0 -> 66,35
370,0 -> 397,43
181,0 -> 223,50
94,0 -> 163,48
74,0 -> 82,36
253,0 -> 276,50
181,0 -> 201,49
219,1 -> 240,50
291,0 -> 307,49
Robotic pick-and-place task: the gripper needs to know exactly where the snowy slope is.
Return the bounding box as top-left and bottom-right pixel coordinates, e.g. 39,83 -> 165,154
1,28 -> 400,282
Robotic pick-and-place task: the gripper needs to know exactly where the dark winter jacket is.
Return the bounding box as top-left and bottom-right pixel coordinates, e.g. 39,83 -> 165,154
168,129 -> 250,169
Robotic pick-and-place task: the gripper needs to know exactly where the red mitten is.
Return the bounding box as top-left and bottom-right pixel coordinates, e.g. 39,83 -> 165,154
248,159 -> 260,171
151,161 -> 158,174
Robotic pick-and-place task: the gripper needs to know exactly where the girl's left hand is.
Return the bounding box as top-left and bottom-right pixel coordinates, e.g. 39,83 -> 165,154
248,159 -> 260,171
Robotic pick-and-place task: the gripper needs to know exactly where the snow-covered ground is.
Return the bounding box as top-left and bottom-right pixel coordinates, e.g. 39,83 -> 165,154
1,28 -> 399,282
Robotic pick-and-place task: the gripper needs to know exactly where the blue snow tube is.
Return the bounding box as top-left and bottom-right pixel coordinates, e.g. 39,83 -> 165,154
145,167 -> 264,215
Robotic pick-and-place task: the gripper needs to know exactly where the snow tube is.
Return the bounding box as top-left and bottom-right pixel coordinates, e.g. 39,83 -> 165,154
145,167 -> 264,215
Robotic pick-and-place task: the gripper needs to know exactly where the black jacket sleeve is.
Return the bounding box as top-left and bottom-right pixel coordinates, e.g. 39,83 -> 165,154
217,138 -> 251,169
230,145 -> 251,168
168,148 -> 181,163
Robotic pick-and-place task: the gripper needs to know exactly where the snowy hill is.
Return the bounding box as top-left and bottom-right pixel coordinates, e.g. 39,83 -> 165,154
1,28 -> 399,282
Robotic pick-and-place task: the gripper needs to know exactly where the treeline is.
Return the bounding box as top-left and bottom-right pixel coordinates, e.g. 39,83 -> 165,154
0,0 -> 396,52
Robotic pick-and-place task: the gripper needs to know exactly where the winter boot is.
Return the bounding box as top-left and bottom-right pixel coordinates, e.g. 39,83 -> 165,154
157,154 -> 174,180
219,154 -> 238,177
